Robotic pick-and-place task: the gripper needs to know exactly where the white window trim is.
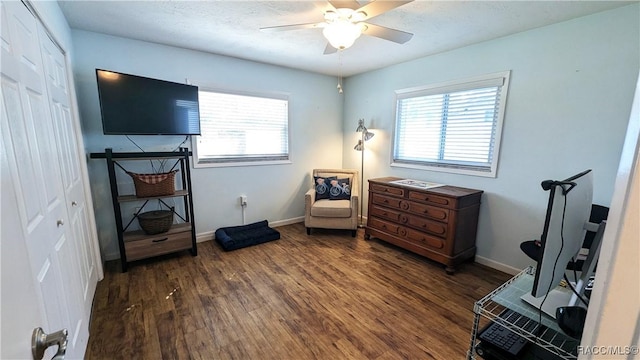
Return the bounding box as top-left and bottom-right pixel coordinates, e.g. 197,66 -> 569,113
191,87 -> 292,169
390,70 -> 511,178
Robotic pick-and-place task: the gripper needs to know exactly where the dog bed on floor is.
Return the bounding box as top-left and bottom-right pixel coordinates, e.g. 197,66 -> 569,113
214,220 -> 280,251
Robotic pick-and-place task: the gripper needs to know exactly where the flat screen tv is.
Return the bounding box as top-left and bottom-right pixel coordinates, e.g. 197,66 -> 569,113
96,69 -> 201,135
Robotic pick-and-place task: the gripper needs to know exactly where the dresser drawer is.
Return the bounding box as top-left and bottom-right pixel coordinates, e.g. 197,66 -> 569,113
372,193 -> 410,211
408,191 -> 454,209
369,206 -> 409,225
408,202 -> 449,222
125,230 -> 192,261
370,217 -> 445,251
368,217 -> 402,236
406,216 -> 448,238
405,227 -> 446,250
370,184 -> 405,197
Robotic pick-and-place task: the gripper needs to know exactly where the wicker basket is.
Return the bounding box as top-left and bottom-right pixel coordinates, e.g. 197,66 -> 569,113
138,210 -> 173,234
127,170 -> 177,197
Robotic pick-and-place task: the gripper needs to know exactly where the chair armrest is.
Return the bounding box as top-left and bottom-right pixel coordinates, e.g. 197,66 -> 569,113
305,188 -> 316,208
350,193 -> 359,213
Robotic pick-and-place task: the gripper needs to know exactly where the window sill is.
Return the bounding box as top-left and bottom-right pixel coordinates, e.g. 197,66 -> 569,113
390,161 -> 497,178
193,159 -> 292,169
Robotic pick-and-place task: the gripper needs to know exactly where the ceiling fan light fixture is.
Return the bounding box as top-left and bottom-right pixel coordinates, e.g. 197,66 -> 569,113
322,19 -> 362,50
260,1 -> 414,55
351,11 -> 367,22
324,10 -> 338,21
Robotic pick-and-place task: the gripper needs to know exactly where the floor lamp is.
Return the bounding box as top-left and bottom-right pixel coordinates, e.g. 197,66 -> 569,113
354,119 -> 374,228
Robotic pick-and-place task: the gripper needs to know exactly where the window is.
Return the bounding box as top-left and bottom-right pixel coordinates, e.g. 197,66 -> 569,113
393,71 -> 510,177
193,89 -> 290,167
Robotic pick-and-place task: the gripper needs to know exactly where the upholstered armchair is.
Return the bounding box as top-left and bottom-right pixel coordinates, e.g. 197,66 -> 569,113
304,169 -> 359,237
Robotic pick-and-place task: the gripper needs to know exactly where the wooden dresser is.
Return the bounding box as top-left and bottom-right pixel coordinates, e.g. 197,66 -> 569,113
365,177 -> 483,274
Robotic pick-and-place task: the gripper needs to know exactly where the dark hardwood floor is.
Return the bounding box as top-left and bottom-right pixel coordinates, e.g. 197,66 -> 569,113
86,223 -> 511,360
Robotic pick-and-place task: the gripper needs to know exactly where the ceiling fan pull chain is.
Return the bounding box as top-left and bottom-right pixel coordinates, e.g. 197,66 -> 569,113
337,51 -> 344,94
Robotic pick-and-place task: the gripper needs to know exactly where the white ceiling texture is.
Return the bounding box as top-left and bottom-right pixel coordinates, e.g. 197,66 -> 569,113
58,1 -> 635,77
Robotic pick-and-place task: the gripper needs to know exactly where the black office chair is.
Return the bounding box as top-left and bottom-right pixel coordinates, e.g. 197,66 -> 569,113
520,204 -> 609,271
566,204 -> 609,271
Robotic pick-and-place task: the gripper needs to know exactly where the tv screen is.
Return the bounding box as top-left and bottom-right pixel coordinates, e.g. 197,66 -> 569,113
96,69 -> 201,135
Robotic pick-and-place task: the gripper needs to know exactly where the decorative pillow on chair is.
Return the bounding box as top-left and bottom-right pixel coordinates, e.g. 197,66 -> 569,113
329,178 -> 351,200
314,176 -> 336,201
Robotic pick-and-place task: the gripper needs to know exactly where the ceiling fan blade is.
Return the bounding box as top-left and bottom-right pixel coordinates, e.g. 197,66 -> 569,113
328,0 -> 362,10
260,22 -> 324,32
361,23 -> 413,44
357,0 -> 414,21
323,43 -> 337,55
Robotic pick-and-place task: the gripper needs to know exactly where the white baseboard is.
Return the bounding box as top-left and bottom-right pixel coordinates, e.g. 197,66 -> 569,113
197,231 -> 214,243
474,255 -> 521,275
269,216 -> 304,227
104,251 -> 119,261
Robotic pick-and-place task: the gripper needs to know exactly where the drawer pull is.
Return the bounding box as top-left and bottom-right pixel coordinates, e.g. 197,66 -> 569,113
152,237 -> 169,243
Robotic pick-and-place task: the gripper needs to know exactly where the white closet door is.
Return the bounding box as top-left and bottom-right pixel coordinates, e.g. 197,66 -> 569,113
39,23 -> 99,329
0,2 -> 94,358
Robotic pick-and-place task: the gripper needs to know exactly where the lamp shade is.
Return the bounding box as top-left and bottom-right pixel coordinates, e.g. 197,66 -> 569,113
323,20 -> 362,50
356,119 -> 375,142
363,130 -> 374,141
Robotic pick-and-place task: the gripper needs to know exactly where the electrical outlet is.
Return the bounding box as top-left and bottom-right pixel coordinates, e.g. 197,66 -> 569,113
240,195 -> 247,206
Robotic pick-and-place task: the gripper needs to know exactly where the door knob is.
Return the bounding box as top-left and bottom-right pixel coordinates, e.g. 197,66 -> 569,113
32,327 -> 68,360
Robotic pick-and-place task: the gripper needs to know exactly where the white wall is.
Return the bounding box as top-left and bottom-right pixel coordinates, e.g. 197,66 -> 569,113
342,4 -> 640,272
71,31 -> 344,259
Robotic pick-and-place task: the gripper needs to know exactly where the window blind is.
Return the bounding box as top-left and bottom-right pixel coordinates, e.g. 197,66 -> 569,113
393,72 -> 509,175
195,90 -> 289,163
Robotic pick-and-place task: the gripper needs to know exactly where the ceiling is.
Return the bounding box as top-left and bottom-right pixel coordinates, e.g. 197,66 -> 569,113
58,1 -> 635,77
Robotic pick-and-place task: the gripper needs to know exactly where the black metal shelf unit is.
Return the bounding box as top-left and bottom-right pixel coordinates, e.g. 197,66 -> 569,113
90,148 -> 197,272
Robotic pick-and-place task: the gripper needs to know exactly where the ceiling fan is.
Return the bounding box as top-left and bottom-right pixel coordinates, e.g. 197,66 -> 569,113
260,0 -> 414,54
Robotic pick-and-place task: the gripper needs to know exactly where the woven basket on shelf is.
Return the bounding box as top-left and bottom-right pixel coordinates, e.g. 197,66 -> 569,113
138,210 -> 173,234
127,170 -> 177,197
